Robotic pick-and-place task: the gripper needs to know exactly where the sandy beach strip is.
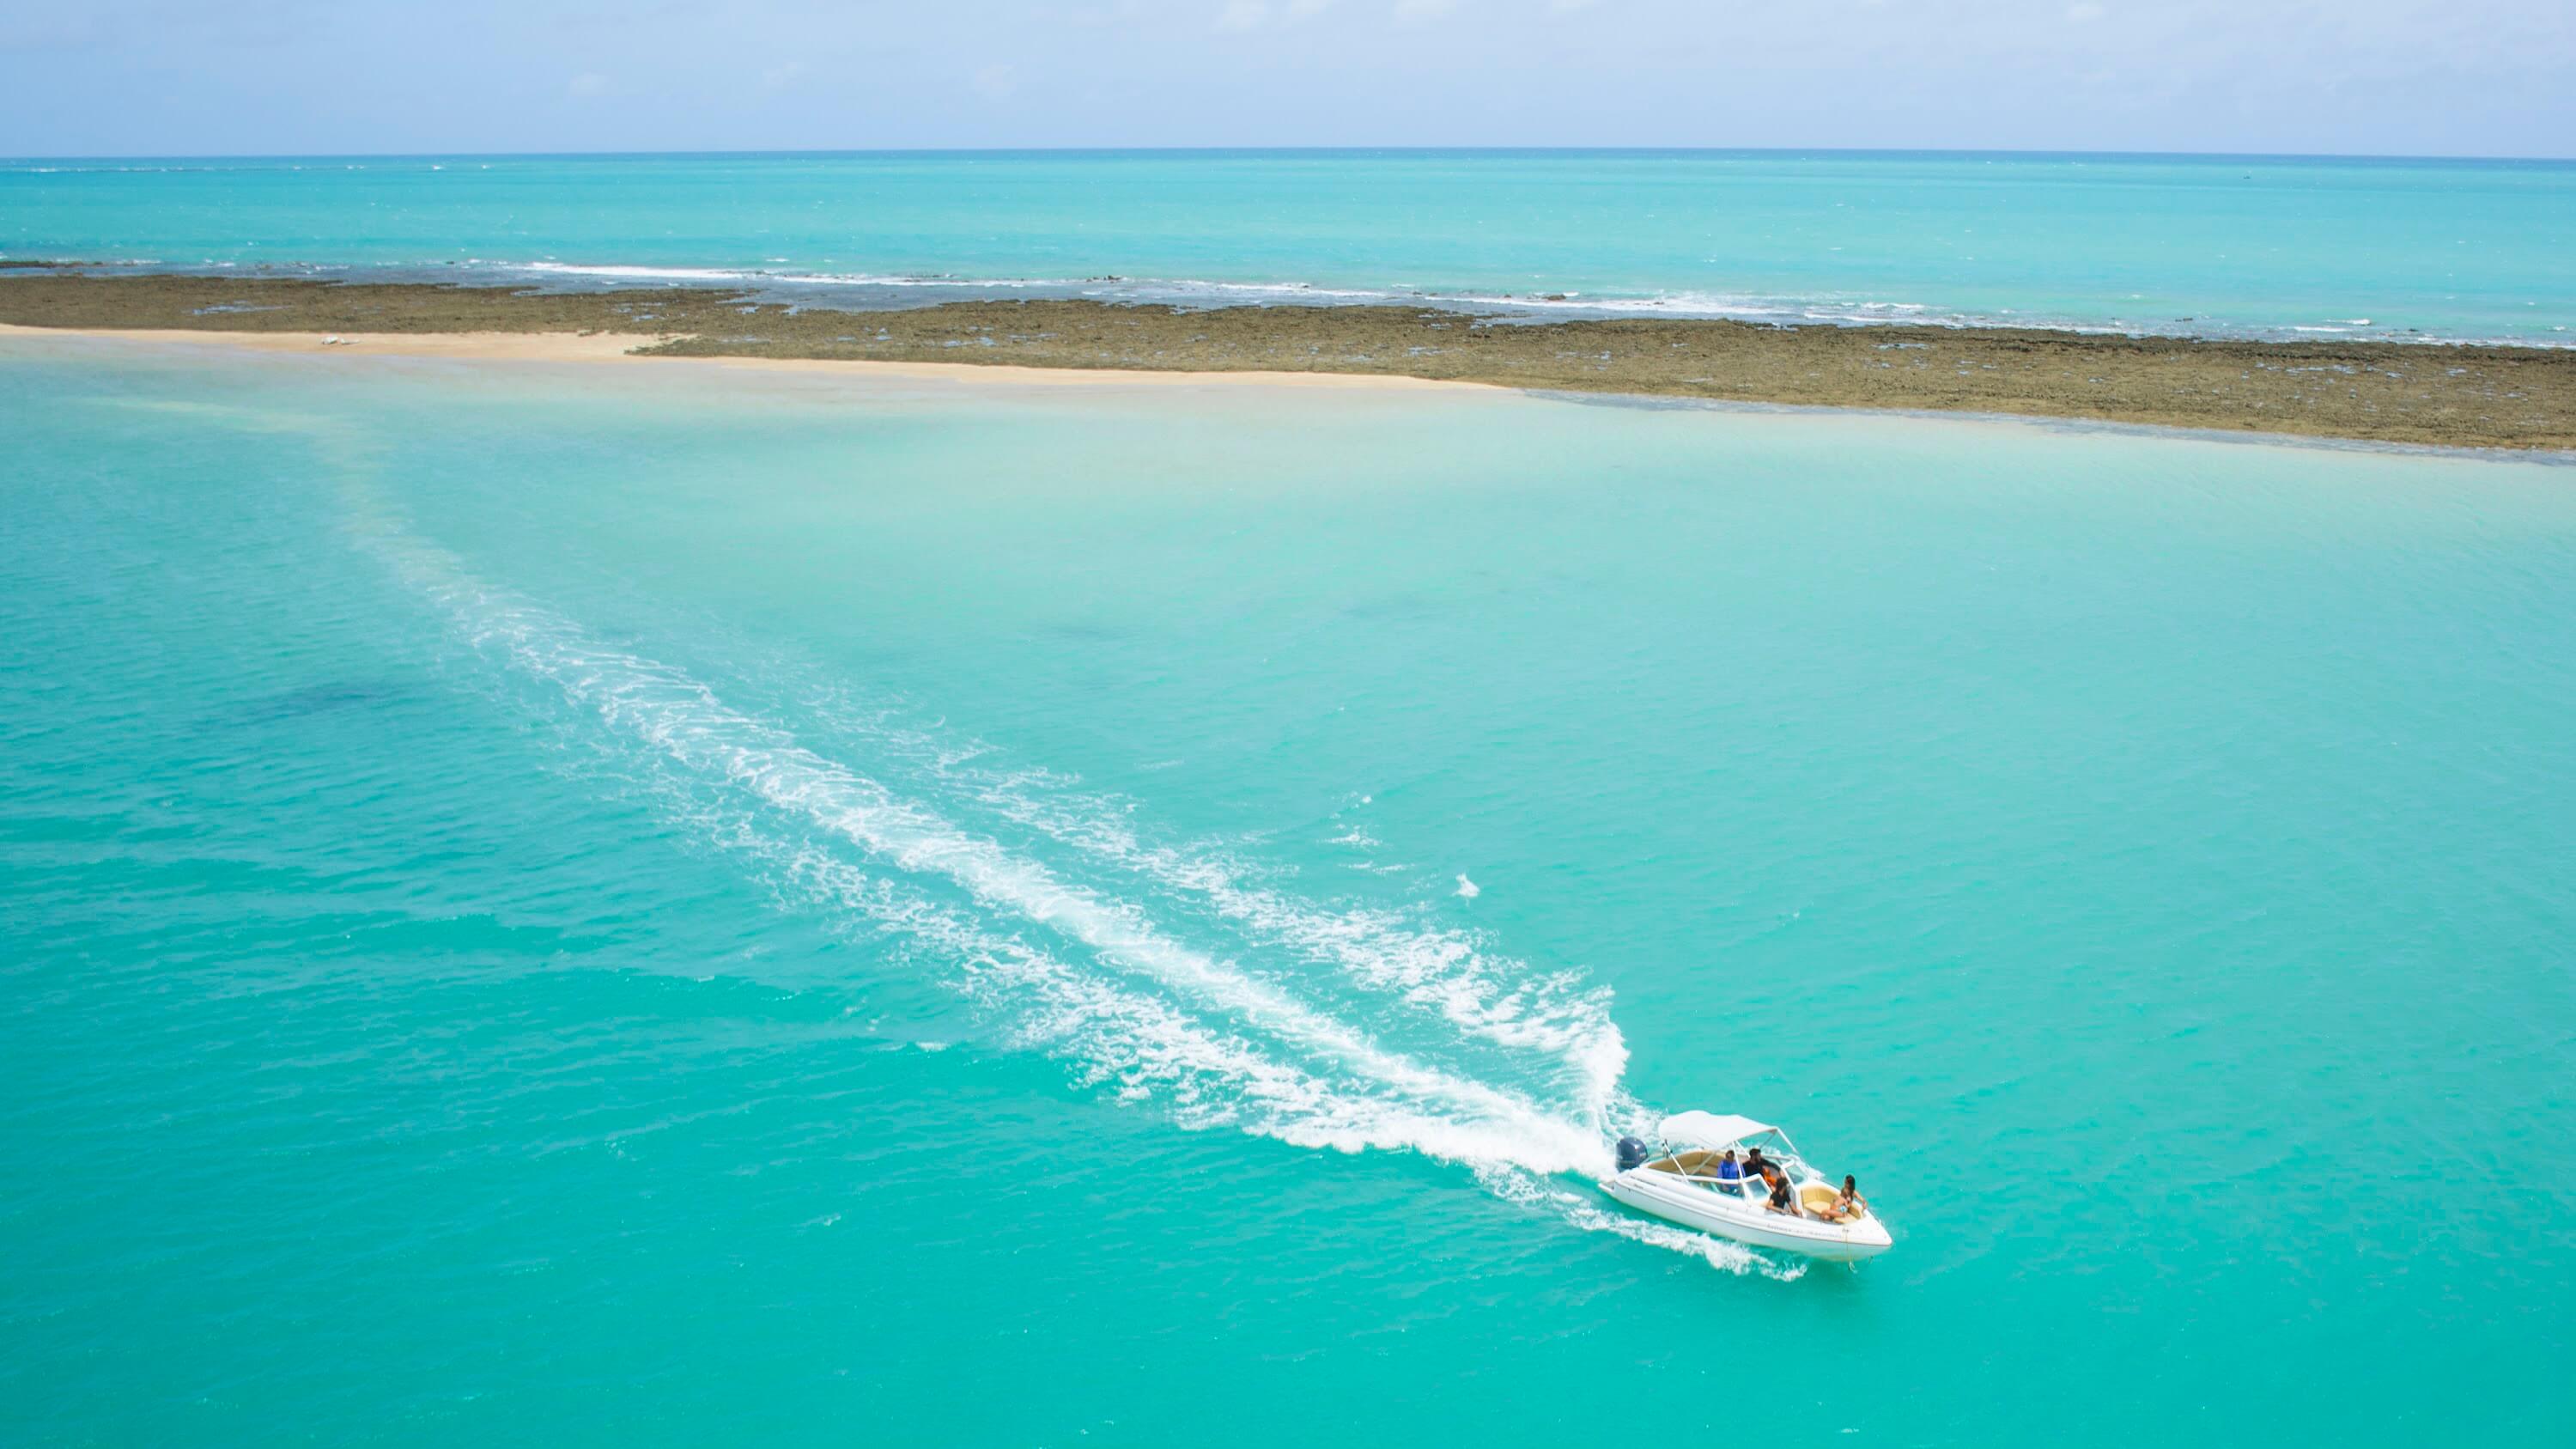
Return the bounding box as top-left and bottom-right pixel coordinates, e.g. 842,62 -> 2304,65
0,322 -> 1491,393
3,274 -> 2571,451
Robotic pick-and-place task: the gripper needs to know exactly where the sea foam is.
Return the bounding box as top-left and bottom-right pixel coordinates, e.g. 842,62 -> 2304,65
264,414 -> 1784,1274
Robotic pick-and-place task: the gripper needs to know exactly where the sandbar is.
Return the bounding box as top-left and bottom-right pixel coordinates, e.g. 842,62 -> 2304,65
3,273 -> 2569,451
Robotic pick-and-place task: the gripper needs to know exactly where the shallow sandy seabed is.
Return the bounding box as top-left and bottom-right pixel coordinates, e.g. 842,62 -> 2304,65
0,323 -> 1482,391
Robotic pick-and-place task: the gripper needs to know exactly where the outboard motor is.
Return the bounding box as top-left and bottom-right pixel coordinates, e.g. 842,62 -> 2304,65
1614,1136 -> 1649,1172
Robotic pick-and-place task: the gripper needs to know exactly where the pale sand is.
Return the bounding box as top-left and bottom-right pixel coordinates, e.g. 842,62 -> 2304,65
0,324 -> 1486,394
9,277 -> 2572,448
9,322 -> 2570,459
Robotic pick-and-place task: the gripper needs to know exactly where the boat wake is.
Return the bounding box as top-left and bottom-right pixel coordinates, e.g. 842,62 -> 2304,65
305,436 -> 1801,1278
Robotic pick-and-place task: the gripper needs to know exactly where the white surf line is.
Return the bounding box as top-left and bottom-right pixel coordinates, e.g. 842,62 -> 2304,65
419,583 -> 1607,1177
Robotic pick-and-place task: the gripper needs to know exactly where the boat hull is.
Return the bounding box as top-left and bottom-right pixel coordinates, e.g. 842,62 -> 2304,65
1601,1171 -> 1893,1262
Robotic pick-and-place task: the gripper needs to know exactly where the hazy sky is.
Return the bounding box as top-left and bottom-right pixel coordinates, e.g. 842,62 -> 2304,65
4,1 -> 2570,157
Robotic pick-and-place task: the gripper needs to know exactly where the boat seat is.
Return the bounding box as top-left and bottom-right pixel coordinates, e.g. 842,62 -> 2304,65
1652,1148 -> 1728,1176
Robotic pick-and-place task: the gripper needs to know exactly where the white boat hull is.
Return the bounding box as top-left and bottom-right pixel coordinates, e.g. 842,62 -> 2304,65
1601,1169 -> 1893,1262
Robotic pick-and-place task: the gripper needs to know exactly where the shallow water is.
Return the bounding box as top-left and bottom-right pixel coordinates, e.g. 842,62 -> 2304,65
5,149 -> 2573,343
3,338 -> 2572,1443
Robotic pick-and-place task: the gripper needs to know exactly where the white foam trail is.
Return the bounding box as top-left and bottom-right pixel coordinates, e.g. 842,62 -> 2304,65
416,580 -> 1607,1176
776,837 -> 1610,1164
915,752 -> 1631,1111
740,799 -> 1783,1275
738,687 -> 1635,1131
675,764 -> 1787,1275
574,721 -> 1565,1164
300,429 -> 1786,1272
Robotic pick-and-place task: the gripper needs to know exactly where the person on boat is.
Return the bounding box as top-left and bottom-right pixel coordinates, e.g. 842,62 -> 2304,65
1741,1147 -> 1770,1181
1763,1168 -> 1797,1215
1715,1149 -> 1745,1195
1804,1175 -> 1863,1223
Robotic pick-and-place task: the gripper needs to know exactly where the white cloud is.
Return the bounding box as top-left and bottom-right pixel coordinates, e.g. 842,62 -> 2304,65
566,71 -> 609,99
761,60 -> 808,92
1393,0 -> 1461,24
1548,0 -> 1603,11
2067,3 -> 2108,21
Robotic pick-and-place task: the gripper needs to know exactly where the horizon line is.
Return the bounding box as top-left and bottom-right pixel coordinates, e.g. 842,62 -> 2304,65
8,144 -> 2573,166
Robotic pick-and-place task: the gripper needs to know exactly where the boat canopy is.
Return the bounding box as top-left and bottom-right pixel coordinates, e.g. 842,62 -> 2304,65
1658,1111 -> 1777,1151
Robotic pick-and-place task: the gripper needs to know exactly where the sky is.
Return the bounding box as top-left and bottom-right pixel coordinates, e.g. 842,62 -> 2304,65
3,0 -> 2571,158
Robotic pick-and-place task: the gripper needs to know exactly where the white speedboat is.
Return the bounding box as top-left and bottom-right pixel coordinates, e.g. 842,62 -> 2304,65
1600,1111 -> 1892,1262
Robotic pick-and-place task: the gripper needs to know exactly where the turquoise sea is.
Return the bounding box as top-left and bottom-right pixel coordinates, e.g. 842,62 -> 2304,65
4,329 -> 2572,1444
5,149 -> 2574,343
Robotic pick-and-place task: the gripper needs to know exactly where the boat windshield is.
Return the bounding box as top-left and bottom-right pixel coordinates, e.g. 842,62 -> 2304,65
1643,1131 -> 1815,1184
1644,1147 -> 1738,1179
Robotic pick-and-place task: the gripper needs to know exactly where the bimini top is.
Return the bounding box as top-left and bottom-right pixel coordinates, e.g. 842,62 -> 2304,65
1658,1111 -> 1777,1152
